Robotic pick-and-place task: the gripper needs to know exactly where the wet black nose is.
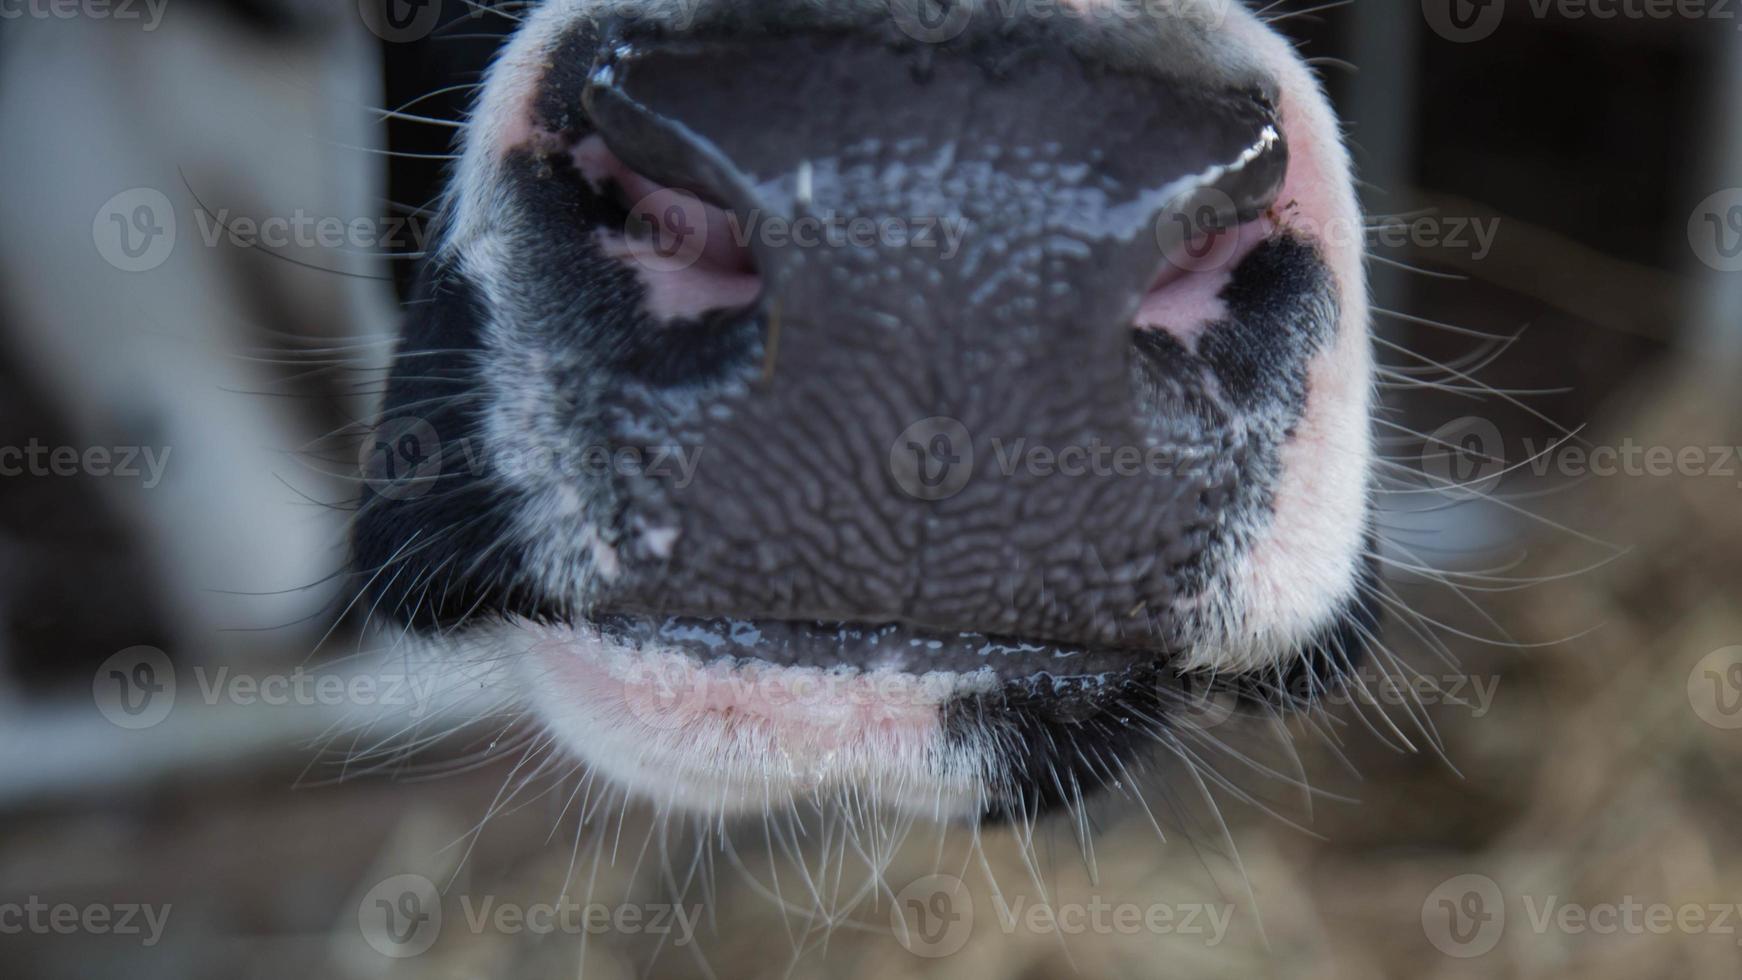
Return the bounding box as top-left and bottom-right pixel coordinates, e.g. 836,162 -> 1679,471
585,29 -> 1286,646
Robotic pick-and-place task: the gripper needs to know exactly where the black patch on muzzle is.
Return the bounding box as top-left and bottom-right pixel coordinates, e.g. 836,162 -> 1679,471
955,542 -> 1383,825
351,261 -> 562,630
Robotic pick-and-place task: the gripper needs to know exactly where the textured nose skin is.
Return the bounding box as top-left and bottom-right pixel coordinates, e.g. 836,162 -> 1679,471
584,31 -> 1285,646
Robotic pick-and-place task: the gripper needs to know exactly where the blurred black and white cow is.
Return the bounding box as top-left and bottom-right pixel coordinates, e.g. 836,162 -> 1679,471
354,0 -> 1379,823
0,1 -> 404,670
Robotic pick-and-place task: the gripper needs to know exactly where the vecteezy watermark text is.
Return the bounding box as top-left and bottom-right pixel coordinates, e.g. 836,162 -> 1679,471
0,440 -> 170,488
0,0 -> 167,29
1520,437 -> 1742,486
1420,417 -> 1742,500
94,187 -> 436,273
621,188 -> 970,271
193,207 -> 433,254
1423,0 -> 1742,44
1423,874 -> 1742,958
93,646 -> 446,729
362,418 -> 704,502
0,898 -> 171,947
888,418 -> 1222,502
890,874 -> 1233,958
357,874 -> 701,959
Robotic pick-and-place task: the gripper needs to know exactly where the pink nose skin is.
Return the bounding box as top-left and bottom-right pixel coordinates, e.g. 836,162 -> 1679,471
573,135 -> 763,321
1137,212 -> 1279,353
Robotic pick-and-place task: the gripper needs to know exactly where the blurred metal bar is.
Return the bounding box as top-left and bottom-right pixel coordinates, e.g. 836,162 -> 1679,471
1346,0 -> 1421,211
1691,26 -> 1742,370
0,654 -> 500,811
1346,0 -> 1421,316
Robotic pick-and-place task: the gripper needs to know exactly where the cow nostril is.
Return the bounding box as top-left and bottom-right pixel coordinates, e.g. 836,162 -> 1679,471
1136,212 -> 1277,344
573,134 -> 763,321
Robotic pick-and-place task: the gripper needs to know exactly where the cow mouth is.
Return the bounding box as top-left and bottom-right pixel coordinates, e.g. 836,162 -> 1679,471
578,611 -> 1175,684
511,610 -> 1202,817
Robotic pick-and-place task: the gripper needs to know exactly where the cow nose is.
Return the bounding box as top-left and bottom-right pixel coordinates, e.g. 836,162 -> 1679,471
582,28 -> 1287,646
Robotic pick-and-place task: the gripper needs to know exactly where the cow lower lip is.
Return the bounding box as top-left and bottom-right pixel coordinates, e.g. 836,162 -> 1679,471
583,612 -> 1167,682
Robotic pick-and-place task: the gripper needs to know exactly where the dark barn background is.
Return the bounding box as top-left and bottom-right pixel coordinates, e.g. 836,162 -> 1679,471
0,2 -> 1739,977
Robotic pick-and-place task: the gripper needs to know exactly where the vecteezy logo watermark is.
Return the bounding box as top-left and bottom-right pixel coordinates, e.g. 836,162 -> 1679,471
1154,196 -> 1502,277
358,0 -> 443,43
1425,876 -> 1742,957
1518,896 -> 1742,945
93,188 -> 176,273
455,897 -> 700,945
0,440 -> 172,488
1691,188 -> 1742,273
892,874 -> 976,957
891,417 -> 975,501
616,657 -> 716,733
1523,439 -> 1742,486
0,898 -> 171,947
359,875 -> 443,959
358,876 -> 701,958
360,416 -> 444,502
1429,0 -> 1742,43
1368,212 -> 1502,261
988,438 -> 1217,481
1689,646 -> 1742,730
887,0 -> 974,42
193,207 -> 433,255
191,666 -> 441,719
1421,416 -> 1506,499
0,0 -> 168,30
1154,186 -> 1246,276
988,895 -> 1232,944
1421,418 -> 1742,496
360,416 -> 705,501
1543,0 -> 1742,26
98,189 -> 440,272
619,188 -> 712,275
889,422 -> 1229,502
1310,669 -> 1502,718
93,646 -> 176,730
95,652 -> 445,729
1422,874 -> 1506,957
619,189 -> 969,270
1421,0 -> 1506,42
